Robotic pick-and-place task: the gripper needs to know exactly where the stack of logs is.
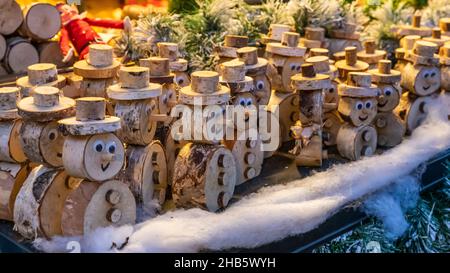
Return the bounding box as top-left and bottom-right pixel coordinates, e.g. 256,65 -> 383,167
0,1 -> 66,76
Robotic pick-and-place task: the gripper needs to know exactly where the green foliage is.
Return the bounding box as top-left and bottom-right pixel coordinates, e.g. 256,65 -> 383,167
168,0 -> 199,14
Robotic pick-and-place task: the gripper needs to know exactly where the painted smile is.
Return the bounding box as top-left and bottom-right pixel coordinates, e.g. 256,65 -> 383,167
378,100 -> 388,107
101,163 -> 110,172
359,115 -> 368,122
423,85 -> 430,90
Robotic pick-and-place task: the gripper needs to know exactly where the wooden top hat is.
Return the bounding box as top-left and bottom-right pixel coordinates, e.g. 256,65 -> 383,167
291,63 -> 330,91
219,60 -> 254,93
0,87 -> 20,120
107,66 -> 162,101
395,35 -> 421,59
338,72 -> 379,98
16,63 -> 66,96
405,40 -> 439,66
335,47 -> 369,74
310,48 -> 329,57
179,71 -> 230,105
216,35 -> 249,58
266,32 -> 306,57
17,86 -> 75,122
422,28 -> 450,47
157,42 -> 188,72
300,27 -> 325,49
394,13 -> 432,37
73,44 -> 121,79
440,18 -> 450,34
357,40 -> 387,64
261,24 -> 294,44
368,60 -> 401,84
329,23 -> 360,40
236,47 -> 268,75
139,57 -> 175,84
58,97 -> 121,136
440,44 -> 450,65
306,56 -> 338,79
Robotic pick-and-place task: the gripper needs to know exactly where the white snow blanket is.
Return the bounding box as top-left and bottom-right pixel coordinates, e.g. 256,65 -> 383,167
36,94 -> 450,253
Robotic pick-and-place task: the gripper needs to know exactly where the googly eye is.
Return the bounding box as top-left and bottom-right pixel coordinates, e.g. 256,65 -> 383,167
48,129 -> 58,141
365,101 -> 372,109
246,98 -> 253,106
106,142 -> 117,154
430,72 -> 436,77
383,87 -> 393,96
296,65 -> 301,72
256,80 -> 265,90
355,101 -> 363,110
290,64 -> 296,71
178,78 -> 184,85
424,72 -> 430,78
239,98 -> 246,106
93,140 -> 105,153
328,87 -> 335,93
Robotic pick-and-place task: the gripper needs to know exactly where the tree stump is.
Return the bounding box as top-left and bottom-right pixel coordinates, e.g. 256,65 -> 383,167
4,37 -> 39,74
0,1 -> 23,36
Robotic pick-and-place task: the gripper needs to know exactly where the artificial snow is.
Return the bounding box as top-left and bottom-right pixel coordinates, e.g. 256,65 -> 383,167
35,94 -> 450,253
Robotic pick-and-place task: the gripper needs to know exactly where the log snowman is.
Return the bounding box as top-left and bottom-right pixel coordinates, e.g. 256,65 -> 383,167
392,14 -> 432,39
289,63 -> 331,166
16,63 -> 66,97
13,86 -> 76,239
422,28 -> 450,49
215,35 -> 248,66
336,72 -> 379,161
394,35 -> 421,73
73,44 -> 120,99
219,60 -> 264,185
369,60 -> 405,147
300,27 -> 327,52
357,40 -> 387,70
260,24 -> 293,53
172,71 -> 237,212
327,23 -> 363,56
158,42 -> 190,88
335,46 -> 370,83
396,41 -> 441,134
56,98 -> 136,236
236,46 -> 271,105
0,87 -> 30,221
107,66 -> 169,215
266,32 -> 306,143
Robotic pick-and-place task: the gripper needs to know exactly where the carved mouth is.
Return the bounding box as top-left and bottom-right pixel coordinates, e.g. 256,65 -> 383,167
101,163 -> 110,172
378,101 -> 388,107
423,85 -> 431,91
57,153 -> 62,158
359,115 -> 368,122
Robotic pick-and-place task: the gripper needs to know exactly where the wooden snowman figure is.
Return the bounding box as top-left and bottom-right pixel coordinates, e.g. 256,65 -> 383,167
261,24 -> 293,53
16,63 -> 66,97
440,18 -> 450,37
392,13 -> 432,39
13,86 -> 76,239
440,44 -> 450,92
0,87 -> 30,221
73,44 -> 120,98
369,60 -> 405,147
300,27 -> 327,53
107,66 -> 168,215
236,46 -> 271,105
396,41 -> 441,134
422,28 -> 450,50
266,32 -> 306,143
290,64 -> 331,166
158,42 -> 190,88
56,98 -> 136,236
335,46 -> 370,83
219,60 -> 264,185
357,40 -> 387,69
328,23 -> 363,56
172,71 -> 237,212
336,72 -> 379,161
306,55 -> 343,147
140,57 -> 177,120
394,35 -> 421,73
215,35 -> 248,66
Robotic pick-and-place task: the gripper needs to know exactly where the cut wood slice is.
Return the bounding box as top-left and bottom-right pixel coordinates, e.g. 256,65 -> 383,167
13,165 -> 59,239
222,131 -> 264,185
336,124 -> 377,161
20,121 -> 65,167
62,134 -> 125,182
323,111 -> 343,146
0,162 -> 30,221
74,59 -> 121,79
61,180 -> 136,236
38,41 -> 73,68
155,125 -> 187,186
400,63 -> 441,96
373,112 -> 405,147
267,91 -> 300,143
0,119 -> 27,163
338,96 -> 378,127
39,172 -> 82,238
114,99 -> 158,146
172,143 -> 237,212
394,93 -> 432,134
4,37 -> 39,74
19,3 -> 61,41
117,142 -> 168,215
107,83 -> 161,101
0,1 -> 23,35
0,34 -> 5,62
